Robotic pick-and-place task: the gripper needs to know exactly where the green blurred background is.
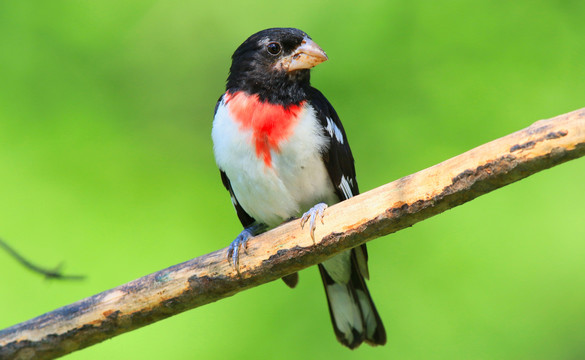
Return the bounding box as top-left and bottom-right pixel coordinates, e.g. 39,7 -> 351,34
1,0 -> 585,359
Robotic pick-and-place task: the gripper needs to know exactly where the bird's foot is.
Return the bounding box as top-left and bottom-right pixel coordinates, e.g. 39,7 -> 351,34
227,224 -> 266,273
300,202 -> 328,242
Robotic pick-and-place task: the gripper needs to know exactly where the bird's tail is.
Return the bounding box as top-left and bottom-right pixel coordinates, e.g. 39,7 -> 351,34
318,248 -> 386,349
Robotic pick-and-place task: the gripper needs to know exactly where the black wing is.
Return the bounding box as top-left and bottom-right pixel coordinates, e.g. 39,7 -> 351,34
307,87 -> 359,201
307,87 -> 370,277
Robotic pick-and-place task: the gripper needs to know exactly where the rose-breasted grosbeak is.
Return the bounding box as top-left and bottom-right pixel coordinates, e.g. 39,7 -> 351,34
212,28 -> 386,349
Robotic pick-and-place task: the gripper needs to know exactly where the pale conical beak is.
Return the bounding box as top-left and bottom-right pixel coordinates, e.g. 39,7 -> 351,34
282,37 -> 328,72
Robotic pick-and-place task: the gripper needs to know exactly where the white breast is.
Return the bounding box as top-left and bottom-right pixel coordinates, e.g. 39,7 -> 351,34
212,98 -> 337,227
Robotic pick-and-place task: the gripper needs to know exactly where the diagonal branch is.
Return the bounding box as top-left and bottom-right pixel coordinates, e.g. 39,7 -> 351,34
1,108 -> 584,360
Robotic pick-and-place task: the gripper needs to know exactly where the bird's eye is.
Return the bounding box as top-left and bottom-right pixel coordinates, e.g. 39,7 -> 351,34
266,42 -> 282,55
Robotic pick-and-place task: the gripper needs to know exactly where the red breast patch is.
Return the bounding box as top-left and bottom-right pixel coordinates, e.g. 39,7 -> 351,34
225,91 -> 305,167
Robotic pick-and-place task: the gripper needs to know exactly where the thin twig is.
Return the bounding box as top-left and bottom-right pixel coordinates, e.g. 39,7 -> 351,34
0,238 -> 85,280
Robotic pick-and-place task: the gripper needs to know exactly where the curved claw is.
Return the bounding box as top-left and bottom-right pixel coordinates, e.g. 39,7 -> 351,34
227,229 -> 253,272
300,203 -> 328,242
227,224 -> 267,273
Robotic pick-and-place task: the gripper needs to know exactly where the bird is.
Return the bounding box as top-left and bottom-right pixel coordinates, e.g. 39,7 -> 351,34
211,27 -> 386,349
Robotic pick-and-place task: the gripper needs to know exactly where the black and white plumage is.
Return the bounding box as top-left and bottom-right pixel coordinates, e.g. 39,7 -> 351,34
211,28 -> 386,349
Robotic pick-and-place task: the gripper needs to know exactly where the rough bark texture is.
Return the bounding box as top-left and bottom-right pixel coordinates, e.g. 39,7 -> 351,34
1,108 -> 584,360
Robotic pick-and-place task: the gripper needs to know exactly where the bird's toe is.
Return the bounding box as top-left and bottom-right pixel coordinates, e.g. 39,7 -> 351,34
301,203 -> 328,242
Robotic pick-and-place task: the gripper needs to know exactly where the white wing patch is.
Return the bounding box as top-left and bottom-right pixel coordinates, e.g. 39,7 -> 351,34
339,175 -> 353,199
325,117 -> 344,144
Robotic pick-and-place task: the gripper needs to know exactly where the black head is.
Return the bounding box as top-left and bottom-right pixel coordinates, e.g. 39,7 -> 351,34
226,28 -> 328,105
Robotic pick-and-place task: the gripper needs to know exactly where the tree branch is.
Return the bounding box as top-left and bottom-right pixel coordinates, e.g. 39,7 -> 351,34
1,108 -> 584,359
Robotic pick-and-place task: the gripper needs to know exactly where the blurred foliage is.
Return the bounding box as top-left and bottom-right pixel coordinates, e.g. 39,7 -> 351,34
1,0 -> 585,359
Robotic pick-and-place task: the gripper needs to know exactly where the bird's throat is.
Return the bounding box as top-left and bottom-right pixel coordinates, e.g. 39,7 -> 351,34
225,91 -> 305,167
